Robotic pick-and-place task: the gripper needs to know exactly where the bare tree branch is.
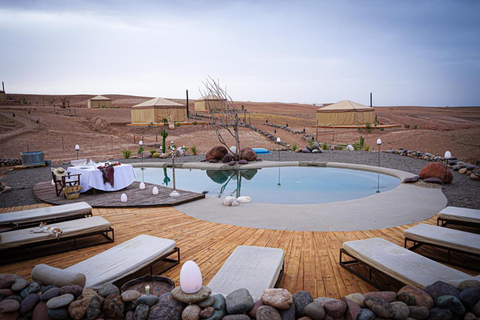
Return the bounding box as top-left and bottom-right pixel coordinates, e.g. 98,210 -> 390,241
200,77 -> 241,156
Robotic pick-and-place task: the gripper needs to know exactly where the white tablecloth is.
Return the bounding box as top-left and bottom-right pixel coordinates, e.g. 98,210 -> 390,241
67,164 -> 137,193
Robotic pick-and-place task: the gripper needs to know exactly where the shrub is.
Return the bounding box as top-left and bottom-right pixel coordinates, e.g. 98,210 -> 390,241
353,142 -> 359,150
309,141 -> 315,147
365,144 -> 371,151
175,122 -> 181,127
122,150 -> 132,159
150,149 -> 157,155
153,152 -> 160,158
413,124 -> 418,129
162,118 -> 168,125
366,122 -> 372,133
359,136 -> 365,148
321,142 -> 329,150
190,145 -> 197,155
291,144 -> 298,151
193,121 -> 198,125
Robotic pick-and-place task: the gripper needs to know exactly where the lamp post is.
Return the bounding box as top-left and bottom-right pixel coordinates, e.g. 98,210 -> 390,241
139,140 -> 144,163
376,139 -> 382,193
444,151 -> 452,187
170,141 -> 180,197
75,144 -> 80,160
376,139 -> 382,167
277,137 -> 281,161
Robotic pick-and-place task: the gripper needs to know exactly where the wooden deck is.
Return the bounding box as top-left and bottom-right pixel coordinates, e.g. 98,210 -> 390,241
33,181 -> 205,207
0,204 -> 477,299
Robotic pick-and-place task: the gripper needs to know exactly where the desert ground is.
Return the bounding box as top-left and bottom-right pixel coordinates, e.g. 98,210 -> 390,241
0,94 -> 479,167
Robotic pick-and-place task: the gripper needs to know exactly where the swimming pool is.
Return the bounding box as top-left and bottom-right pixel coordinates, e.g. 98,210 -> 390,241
134,166 -> 400,204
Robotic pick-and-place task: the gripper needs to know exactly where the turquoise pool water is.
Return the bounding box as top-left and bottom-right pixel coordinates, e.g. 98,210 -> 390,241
135,167 -> 400,204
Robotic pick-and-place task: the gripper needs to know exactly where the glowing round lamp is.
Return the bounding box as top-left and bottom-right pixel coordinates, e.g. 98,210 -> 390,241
444,151 -> 452,159
139,182 -> 146,190
75,144 -> 80,151
180,260 -> 202,293
276,137 -> 281,143
120,193 -> 128,203
376,139 -> 382,146
152,186 -> 159,195
139,140 -> 143,146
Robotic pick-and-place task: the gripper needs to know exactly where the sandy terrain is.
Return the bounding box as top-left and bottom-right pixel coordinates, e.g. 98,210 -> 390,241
0,94 -> 479,165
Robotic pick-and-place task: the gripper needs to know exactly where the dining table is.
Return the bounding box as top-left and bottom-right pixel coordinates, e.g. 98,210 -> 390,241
67,163 -> 137,193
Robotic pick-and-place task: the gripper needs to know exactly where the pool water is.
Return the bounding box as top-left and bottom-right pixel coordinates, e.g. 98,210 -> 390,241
135,167 -> 400,204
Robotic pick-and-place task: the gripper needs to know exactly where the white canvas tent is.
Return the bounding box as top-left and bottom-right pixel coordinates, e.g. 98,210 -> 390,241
316,100 -> 375,126
131,98 -> 187,124
194,94 -> 226,112
88,95 -> 112,108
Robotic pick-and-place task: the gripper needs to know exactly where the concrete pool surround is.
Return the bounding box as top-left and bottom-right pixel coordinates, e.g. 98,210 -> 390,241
131,161 -> 447,232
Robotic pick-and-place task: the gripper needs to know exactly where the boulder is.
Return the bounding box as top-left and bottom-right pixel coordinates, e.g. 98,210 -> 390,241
225,288 -> 254,314
261,288 -> 293,310
240,148 -> 257,161
206,146 -> 228,161
419,162 -> 453,184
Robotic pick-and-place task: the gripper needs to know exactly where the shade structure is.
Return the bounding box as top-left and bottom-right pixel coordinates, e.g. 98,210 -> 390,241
194,94 -> 227,112
131,97 -> 187,124
316,100 -> 375,126
88,95 -> 112,108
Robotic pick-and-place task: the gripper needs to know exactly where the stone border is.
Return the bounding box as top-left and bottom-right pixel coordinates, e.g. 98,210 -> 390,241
132,161 -> 447,231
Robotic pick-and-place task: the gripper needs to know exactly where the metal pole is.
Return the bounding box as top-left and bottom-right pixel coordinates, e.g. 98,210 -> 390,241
316,119 -> 318,142
186,89 -> 189,121
278,142 -> 280,161
378,144 -> 381,166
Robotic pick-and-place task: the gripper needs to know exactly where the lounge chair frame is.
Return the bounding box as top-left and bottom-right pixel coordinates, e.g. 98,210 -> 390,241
0,227 -> 114,265
113,246 -> 181,287
339,248 -> 391,291
437,216 -> 480,233
404,237 -> 480,271
0,211 -> 93,231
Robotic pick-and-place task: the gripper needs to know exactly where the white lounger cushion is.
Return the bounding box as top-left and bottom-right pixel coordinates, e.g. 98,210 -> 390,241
342,237 -> 473,289
0,216 -> 110,250
65,234 -> 176,288
0,202 -> 92,225
405,223 -> 480,255
208,246 -> 284,301
439,206 -> 480,224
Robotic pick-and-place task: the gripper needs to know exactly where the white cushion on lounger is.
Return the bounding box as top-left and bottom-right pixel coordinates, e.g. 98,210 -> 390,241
0,202 -> 92,225
439,206 -> 480,224
208,246 -> 284,301
65,234 -> 176,288
405,223 -> 480,255
0,216 -> 110,249
342,237 -> 473,289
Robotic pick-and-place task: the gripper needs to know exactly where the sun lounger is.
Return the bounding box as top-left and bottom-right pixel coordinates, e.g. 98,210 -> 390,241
0,202 -> 92,231
437,206 -> 480,231
207,246 -> 284,301
0,216 -> 113,265
340,237 -> 476,289
64,234 -> 178,288
404,223 -> 480,269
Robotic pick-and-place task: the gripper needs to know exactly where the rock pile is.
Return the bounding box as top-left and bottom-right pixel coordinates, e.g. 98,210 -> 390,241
204,147 -> 259,165
1,272 -> 479,320
295,142 -> 323,154
264,123 -> 306,135
386,149 -> 480,181
0,158 -> 21,167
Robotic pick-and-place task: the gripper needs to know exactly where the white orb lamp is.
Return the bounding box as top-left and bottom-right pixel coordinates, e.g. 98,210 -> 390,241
180,260 -> 202,293
120,193 -> 128,203
376,138 -> 382,146
139,182 -> 146,190
152,186 -> 159,195
444,151 -> 452,159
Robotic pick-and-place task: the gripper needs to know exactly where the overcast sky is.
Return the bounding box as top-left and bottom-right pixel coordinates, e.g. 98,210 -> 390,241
1,0 -> 479,106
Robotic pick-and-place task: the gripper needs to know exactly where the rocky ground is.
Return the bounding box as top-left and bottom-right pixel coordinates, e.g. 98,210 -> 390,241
1,151 -> 479,210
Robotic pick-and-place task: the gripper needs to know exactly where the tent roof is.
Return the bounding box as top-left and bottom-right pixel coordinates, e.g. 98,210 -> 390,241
198,94 -> 226,101
132,97 -> 185,108
317,100 -> 374,113
90,95 -> 111,101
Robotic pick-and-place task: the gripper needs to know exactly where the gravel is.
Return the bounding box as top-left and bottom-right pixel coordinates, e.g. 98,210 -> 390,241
1,150 -> 478,209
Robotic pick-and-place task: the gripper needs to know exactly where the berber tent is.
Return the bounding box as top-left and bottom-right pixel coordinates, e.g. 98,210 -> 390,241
131,97 -> 187,124
194,94 -> 227,112
316,100 -> 375,126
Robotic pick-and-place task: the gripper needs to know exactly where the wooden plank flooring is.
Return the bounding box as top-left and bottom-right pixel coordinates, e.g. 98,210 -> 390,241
0,204 -> 477,299
33,181 -> 204,207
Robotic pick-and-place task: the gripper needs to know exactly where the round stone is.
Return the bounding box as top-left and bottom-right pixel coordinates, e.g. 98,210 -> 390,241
47,307 -> 69,320
225,288 -> 254,314
46,294 -> 74,309
198,295 -> 215,308
182,304 -> 201,320
390,301 -> 410,319
134,304 -> 149,320
20,293 -> 40,314
0,299 -> 20,313
121,290 -> 141,302
11,278 -> 29,292
97,282 -> 120,298
60,285 -> 83,298
170,286 -> 212,304
136,294 -> 159,306
41,287 -> 61,301
261,288 -> 293,310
